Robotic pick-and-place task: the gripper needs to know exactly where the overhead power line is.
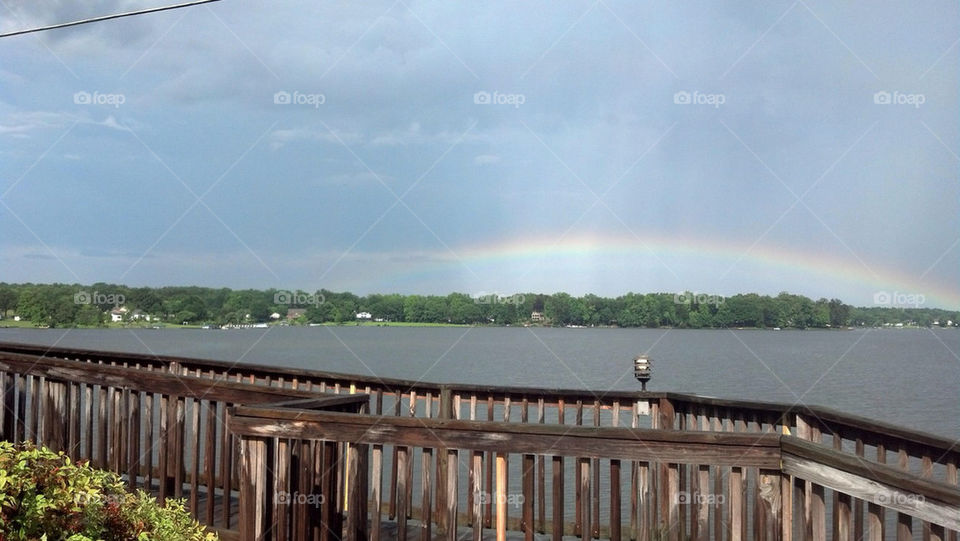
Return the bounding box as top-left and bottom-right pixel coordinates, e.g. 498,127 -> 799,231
0,0 -> 222,39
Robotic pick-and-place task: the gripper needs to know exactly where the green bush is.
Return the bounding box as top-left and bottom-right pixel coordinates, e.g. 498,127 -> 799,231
0,442 -> 217,541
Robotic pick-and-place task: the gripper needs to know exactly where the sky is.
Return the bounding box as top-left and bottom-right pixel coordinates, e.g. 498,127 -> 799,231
0,1 -> 957,309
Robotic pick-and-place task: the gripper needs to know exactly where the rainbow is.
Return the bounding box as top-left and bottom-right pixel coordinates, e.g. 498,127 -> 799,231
388,233 -> 959,309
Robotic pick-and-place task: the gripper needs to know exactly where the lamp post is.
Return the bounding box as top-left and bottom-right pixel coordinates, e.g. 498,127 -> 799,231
634,355 -> 651,391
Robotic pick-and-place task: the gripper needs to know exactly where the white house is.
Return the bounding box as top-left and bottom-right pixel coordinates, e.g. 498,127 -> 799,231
269,312 -> 281,320
110,307 -> 128,322
355,311 -> 372,320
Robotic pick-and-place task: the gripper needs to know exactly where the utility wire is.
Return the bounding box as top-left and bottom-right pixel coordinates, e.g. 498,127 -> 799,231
0,0 -> 222,39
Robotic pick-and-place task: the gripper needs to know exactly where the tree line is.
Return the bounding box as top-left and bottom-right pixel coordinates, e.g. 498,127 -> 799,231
0,282 -> 955,329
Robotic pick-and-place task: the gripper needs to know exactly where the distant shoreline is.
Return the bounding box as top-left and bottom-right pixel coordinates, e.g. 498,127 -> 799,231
0,321 -> 945,331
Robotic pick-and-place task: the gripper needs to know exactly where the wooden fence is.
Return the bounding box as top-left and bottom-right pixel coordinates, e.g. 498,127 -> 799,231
0,348 -> 367,539
0,341 -> 957,541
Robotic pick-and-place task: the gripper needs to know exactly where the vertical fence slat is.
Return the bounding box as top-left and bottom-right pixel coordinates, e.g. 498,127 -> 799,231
497,452 -> 508,541
396,445 -> 409,541
472,450 -> 483,541
188,397 -> 200,516
159,394 -> 169,504
867,443 -> 885,541
897,446 -> 913,541
854,438 -> 865,541
220,401 -> 233,529
447,449 -> 459,541
421,445 -> 433,541
346,442 -> 368,541
831,430 -> 850,541
173,396 -> 184,499
553,454 -> 564,541
239,436 -> 268,541
371,444 -> 384,541
593,400 -> 601,540
712,410 -> 723,541
144,392 -> 154,490
694,464 -> 710,541
204,400 -> 216,526
757,469 -> 781,541
523,452 -> 535,541
578,457 -> 590,541
537,398 -> 546,534
128,390 -> 141,491
811,425 -> 826,541
275,438 -> 289,541
68,382 -> 80,459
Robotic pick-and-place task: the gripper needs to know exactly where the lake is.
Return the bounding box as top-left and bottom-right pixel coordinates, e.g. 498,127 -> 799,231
1,326 -> 957,439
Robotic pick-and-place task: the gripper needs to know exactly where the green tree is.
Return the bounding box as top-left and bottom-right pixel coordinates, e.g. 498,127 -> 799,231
446,293 -> 481,324
0,285 -> 17,317
16,288 -> 47,325
828,298 -> 850,327
75,304 -> 104,326
545,292 -> 575,325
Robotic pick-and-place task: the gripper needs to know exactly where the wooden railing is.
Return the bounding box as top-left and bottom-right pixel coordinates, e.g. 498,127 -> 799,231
228,405 -> 960,541
0,349 -> 367,539
229,404 -> 784,541
0,342 -> 958,541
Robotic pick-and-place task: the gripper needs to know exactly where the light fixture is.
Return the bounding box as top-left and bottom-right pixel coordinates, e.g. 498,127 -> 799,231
633,355 -> 651,391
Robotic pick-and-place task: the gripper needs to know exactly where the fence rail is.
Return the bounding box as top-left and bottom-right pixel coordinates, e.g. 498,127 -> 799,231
0,341 -> 957,541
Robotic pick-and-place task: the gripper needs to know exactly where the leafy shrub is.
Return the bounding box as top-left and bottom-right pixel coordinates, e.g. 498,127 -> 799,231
0,442 -> 217,541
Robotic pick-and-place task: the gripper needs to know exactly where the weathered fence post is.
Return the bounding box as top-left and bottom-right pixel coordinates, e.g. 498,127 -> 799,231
346,442 -> 369,541
239,435 -> 270,541
438,386 -> 453,535
656,397 -> 676,539
758,469 -> 783,541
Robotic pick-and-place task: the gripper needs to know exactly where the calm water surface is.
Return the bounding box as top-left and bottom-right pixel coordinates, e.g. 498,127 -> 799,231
1,326 -> 957,439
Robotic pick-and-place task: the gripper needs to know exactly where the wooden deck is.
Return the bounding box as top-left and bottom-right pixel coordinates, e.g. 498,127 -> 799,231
0,341 -> 957,541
